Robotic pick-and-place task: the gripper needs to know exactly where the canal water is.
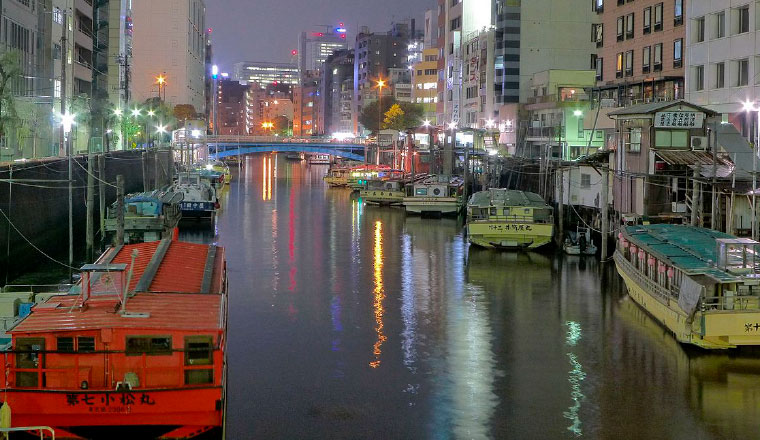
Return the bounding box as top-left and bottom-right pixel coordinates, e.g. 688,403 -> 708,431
183,155 -> 760,440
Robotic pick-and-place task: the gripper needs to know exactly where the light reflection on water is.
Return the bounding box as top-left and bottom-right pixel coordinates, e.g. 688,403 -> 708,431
211,155 -> 760,440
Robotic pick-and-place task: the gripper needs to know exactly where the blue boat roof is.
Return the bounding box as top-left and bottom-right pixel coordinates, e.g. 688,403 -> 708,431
623,224 -> 742,281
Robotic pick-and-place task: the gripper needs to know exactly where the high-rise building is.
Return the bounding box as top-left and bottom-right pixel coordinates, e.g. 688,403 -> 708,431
412,48 -> 439,123
319,49 -> 354,135
244,84 -> 293,135
685,1 -> 754,135
233,61 -> 299,88
215,79 -> 248,135
293,71 -> 320,136
594,0 -> 685,106
131,0 -> 207,112
298,25 -> 348,78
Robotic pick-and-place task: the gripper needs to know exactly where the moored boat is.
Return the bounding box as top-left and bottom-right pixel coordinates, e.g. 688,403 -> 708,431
563,226 -> 597,255
615,224 -> 760,349
347,164 -> 392,191
104,189 -> 183,244
207,161 -> 232,185
466,189 -> 554,249
360,179 -> 406,206
324,165 -> 351,187
172,172 -> 218,221
308,154 -> 331,165
2,239 -> 228,437
402,175 -> 464,216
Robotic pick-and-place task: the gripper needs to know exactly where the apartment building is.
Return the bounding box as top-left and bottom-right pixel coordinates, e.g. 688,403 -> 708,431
686,1 -> 760,135
412,48 -> 439,123
319,49 -> 353,135
594,0 -> 686,105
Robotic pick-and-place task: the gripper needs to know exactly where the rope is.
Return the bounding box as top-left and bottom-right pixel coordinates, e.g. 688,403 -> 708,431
0,206 -> 78,270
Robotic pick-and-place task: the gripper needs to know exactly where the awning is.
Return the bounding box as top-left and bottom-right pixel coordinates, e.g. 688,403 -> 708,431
655,150 -> 734,178
716,123 -> 757,172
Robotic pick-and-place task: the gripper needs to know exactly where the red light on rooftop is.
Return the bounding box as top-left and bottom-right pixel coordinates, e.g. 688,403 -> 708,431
341,34 -> 346,39
339,22 -> 344,27
291,49 -> 298,56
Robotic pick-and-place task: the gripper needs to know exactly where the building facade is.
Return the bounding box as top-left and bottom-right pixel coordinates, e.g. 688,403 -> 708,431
319,49 -> 354,135
215,79 -> 247,135
293,71 -> 319,136
233,61 -> 298,88
594,0 -> 686,106
685,0 -> 759,136
131,0 -> 207,112
412,48 -> 439,123
298,26 -> 347,78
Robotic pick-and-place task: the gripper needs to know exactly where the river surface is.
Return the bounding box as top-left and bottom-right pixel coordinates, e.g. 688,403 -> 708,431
181,154 -> 760,440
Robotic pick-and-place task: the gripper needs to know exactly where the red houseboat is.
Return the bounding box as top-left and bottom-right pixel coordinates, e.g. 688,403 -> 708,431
2,239 -> 227,439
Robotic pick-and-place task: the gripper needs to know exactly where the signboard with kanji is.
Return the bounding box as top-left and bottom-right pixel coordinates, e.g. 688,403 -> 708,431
654,111 -> 705,129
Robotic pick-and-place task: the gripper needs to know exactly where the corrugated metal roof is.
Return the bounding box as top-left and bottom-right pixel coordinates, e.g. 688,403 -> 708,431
11,293 -> 222,333
110,241 -> 160,292
468,189 -> 549,208
655,150 -> 732,166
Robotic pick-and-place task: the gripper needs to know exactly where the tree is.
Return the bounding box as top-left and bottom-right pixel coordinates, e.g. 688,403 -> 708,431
173,104 -> 197,126
0,50 -> 22,144
382,104 -> 405,131
272,115 -> 290,135
397,102 -> 424,128
358,97 -> 397,134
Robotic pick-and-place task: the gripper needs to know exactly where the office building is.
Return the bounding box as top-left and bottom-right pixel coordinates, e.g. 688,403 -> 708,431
233,61 -> 298,87
319,49 -> 354,135
293,71 -> 320,136
412,48 -> 439,123
215,79 -> 247,135
298,25 -> 348,77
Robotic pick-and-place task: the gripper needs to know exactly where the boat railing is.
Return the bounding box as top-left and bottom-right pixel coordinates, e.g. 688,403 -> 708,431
0,426 -> 56,439
614,251 -> 676,306
468,213 -> 552,224
1,284 -> 73,294
701,293 -> 760,312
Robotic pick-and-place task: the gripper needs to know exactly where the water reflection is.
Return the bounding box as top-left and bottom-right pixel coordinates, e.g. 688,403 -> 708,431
369,220 -> 386,368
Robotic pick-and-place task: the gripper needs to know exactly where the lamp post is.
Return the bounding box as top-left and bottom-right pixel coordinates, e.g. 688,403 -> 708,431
60,111 -> 75,280
131,107 -> 142,149
156,74 -> 166,101
376,78 -> 385,165
423,120 -> 432,173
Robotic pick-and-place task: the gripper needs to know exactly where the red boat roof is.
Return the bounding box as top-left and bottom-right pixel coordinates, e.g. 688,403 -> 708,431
100,240 -> 225,294
10,293 -> 223,334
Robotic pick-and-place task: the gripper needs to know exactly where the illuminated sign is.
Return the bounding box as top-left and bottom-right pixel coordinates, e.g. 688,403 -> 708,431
335,27 -> 347,33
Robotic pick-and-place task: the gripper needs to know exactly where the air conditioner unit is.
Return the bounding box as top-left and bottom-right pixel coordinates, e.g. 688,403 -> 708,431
691,136 -> 708,151
672,202 -> 688,213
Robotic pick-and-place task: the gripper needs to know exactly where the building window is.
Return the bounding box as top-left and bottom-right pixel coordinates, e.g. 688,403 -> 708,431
654,3 -> 663,31
581,174 -> 591,188
673,39 -> 682,68
674,0 -> 683,26
714,11 -> 725,39
737,58 -> 749,86
78,337 -> 95,353
715,62 -> 725,88
625,13 -> 634,39
627,127 -> 642,152
616,52 -> 623,78
450,17 -> 461,31
693,65 -> 704,91
694,17 -> 705,43
643,7 -> 652,34
735,6 -> 750,34
592,23 -> 603,47
594,0 -> 604,13
596,56 -> 603,80
53,7 -> 63,24
654,43 -> 663,71
578,117 -> 585,138
57,337 -> 74,352
625,50 -> 633,76
617,16 -> 624,41
642,46 -> 651,73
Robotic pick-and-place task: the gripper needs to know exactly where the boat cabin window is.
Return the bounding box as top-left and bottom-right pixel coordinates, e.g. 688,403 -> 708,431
16,338 -> 44,387
78,337 -> 95,352
127,201 -> 159,217
126,336 -> 172,356
57,337 -> 74,352
184,336 -> 213,366
415,187 -> 428,196
490,207 -> 497,216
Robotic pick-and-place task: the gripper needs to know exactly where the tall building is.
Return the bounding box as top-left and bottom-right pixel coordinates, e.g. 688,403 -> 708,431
412,48 -> 439,123
293,71 -> 320,136
352,25 -> 412,134
319,49 -> 354,135
685,1 -> 756,135
233,61 -> 298,88
245,84 -> 293,135
594,0 -> 685,106
298,25 -> 348,78
131,0 -> 207,112
215,79 -> 248,135
92,0 -> 133,151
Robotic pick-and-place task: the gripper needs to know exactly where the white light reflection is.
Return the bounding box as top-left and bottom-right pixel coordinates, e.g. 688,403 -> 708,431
563,320 -> 586,437
400,233 -> 417,373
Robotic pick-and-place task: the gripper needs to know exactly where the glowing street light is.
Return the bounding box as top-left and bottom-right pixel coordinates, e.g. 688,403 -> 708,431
131,108 -> 141,117
113,108 -> 123,116
191,129 -> 202,138
573,110 -> 584,117
155,125 -> 167,134
147,110 -> 155,117
448,122 -> 457,130
485,119 -> 495,128
422,120 -> 431,127
60,112 -> 75,135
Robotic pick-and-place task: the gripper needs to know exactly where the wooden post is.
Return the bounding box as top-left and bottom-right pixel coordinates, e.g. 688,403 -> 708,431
98,154 -> 106,249
142,151 -> 149,192
154,149 -> 160,188
557,167 -> 564,246
86,152 -> 95,262
710,126 -> 717,230
690,167 -> 699,226
601,165 -> 609,261
116,175 -> 125,246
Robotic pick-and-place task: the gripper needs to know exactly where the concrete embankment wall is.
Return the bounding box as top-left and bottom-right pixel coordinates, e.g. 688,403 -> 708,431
0,150 -> 172,283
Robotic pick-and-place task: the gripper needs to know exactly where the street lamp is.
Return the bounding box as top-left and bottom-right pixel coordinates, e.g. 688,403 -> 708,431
375,78 -> 386,165
156,74 -> 166,101
58,111 -> 76,281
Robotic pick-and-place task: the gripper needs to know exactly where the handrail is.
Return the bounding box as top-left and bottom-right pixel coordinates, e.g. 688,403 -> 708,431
205,135 -> 366,146
614,251 -> 675,306
0,426 -> 55,439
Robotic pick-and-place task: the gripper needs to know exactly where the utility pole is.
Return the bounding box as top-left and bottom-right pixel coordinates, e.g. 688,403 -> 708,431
59,11 -> 67,157
709,126 -> 717,230
98,154 -> 106,249
86,152 -> 95,262
601,164 -> 609,261
691,166 -> 699,226
557,166 -> 564,246
116,175 -> 124,246
141,151 -> 148,192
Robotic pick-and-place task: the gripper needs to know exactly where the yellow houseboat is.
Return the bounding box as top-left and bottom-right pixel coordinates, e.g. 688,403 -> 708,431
324,166 -> 351,187
360,179 -> 406,205
466,189 -> 554,249
402,175 -> 464,215
615,224 -> 760,349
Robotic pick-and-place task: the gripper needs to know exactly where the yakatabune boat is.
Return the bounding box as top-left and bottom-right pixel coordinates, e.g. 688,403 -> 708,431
104,189 -> 183,244
466,189 -> 554,249
615,224 -> 760,349
2,239 -> 228,438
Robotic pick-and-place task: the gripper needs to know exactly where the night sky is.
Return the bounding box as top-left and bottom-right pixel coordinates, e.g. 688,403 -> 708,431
206,0 -> 433,71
